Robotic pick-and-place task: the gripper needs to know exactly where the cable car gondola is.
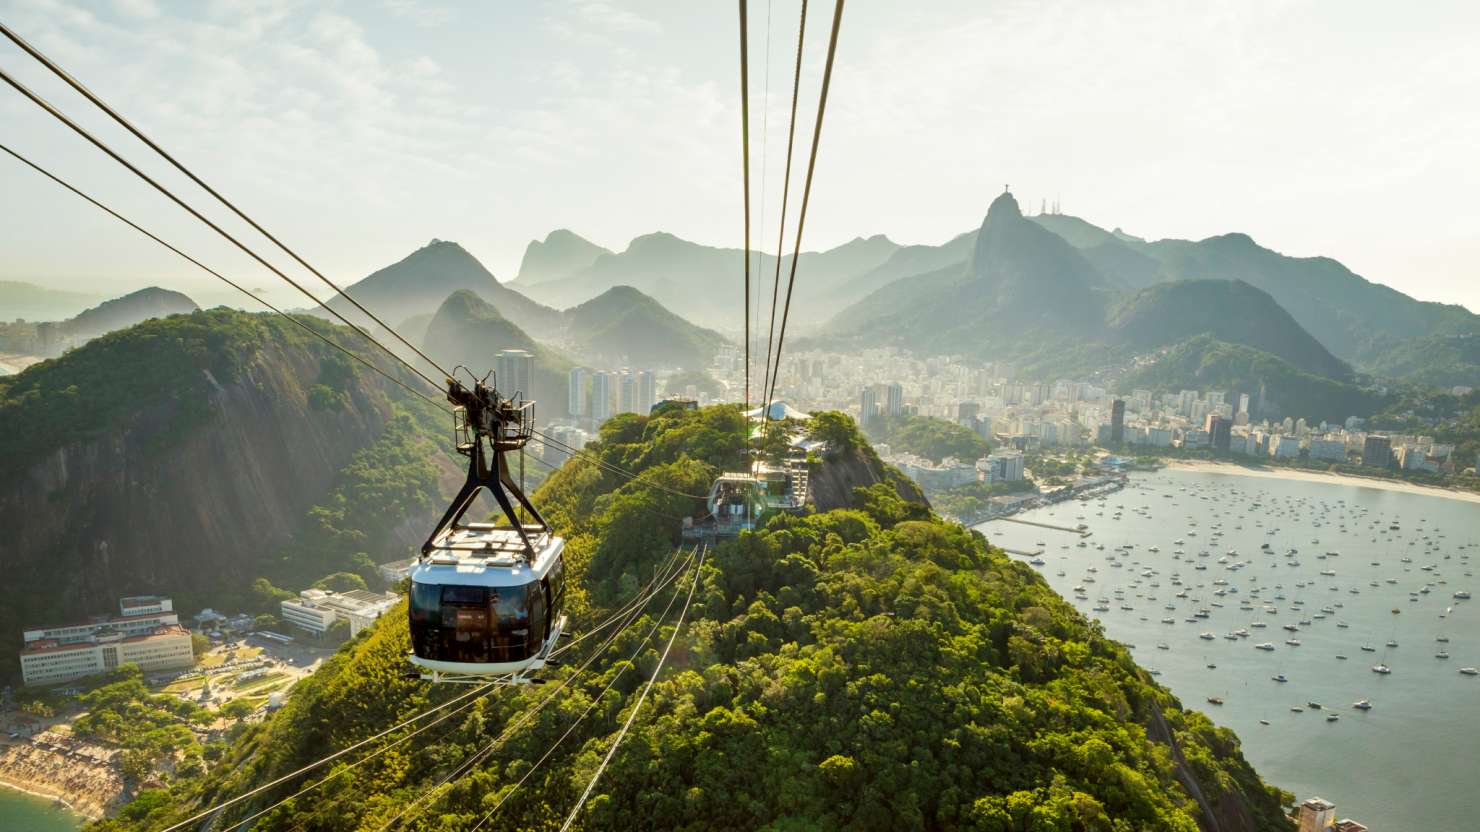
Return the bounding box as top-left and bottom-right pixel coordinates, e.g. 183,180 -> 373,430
408,377 -> 566,684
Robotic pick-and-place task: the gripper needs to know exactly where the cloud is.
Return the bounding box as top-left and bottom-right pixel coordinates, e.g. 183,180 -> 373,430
574,1 -> 661,34
381,0 -> 452,26
112,0 -> 159,19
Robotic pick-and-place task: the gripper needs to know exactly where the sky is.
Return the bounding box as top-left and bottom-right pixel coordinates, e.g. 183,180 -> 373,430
1,0 -> 1478,312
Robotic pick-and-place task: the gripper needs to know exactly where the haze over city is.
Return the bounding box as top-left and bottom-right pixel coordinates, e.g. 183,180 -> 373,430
2,0 -> 1478,311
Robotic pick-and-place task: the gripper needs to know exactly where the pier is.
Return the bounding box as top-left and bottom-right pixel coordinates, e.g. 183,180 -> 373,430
1002,547 -> 1045,558
994,517 -> 1091,537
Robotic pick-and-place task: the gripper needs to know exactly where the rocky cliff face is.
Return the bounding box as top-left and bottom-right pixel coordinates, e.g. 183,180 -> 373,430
807,445 -> 927,513
0,311 -> 434,673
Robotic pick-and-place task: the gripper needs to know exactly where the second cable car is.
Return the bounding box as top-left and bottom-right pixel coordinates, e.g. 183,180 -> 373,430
408,378 -> 566,684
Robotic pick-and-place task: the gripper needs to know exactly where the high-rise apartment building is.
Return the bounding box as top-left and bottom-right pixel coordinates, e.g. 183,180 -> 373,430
1361,434 -> 1392,468
885,382 -> 904,418
1110,399 -> 1126,444
638,370 -> 657,414
590,371 -> 613,422
495,349 -> 533,399
1205,413 -> 1232,452
860,386 -> 879,428
618,370 -> 637,414
568,367 -> 589,417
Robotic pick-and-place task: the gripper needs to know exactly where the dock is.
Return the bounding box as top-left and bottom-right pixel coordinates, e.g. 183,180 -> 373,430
1002,547 -> 1045,558
994,517 -> 1091,537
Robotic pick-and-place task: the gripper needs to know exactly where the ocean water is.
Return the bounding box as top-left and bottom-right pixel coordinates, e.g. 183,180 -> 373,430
978,467 -> 1480,831
0,786 -> 84,832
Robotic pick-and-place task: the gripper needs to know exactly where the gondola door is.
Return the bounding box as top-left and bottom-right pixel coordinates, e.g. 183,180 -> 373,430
528,579 -> 546,658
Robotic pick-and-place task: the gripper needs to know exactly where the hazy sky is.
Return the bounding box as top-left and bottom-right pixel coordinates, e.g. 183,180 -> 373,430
2,0 -> 1478,312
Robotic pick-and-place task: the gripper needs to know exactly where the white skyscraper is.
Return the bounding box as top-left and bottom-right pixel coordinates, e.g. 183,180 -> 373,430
637,370 -> 656,414
590,371 -> 613,422
495,349 -> 533,399
568,367 -> 589,417
619,370 -> 637,413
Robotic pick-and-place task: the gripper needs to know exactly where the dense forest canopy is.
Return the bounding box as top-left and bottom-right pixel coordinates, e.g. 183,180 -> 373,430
92,405 -> 1291,832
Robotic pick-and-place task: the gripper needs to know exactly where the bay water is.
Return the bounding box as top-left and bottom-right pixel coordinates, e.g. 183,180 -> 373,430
979,466 -> 1480,831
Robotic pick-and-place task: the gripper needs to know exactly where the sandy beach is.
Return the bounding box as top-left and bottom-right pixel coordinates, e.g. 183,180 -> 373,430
0,352 -> 44,375
0,737 -> 124,820
1164,458 -> 1480,505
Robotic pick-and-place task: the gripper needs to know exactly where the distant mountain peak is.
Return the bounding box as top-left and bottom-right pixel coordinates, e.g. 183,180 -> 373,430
1205,231 -> 1258,249
626,231 -> 686,252
985,190 -> 1023,222
514,229 -> 612,287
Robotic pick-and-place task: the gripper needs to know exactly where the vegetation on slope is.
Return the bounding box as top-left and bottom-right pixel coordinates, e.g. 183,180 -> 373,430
1107,280 -> 1350,380
865,413 -> 992,463
0,308 -> 348,473
97,405 -> 1291,832
1361,333 -> 1480,389
0,308 -> 455,676
1121,335 -> 1386,424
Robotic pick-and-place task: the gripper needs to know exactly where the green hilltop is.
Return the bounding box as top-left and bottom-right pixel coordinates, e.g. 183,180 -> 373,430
95,406 -> 1294,832
1121,334 -> 1386,424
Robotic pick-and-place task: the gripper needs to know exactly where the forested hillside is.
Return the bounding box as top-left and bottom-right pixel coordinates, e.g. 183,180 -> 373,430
0,308 -> 454,676
1121,335 -> 1387,423
96,407 -> 1292,832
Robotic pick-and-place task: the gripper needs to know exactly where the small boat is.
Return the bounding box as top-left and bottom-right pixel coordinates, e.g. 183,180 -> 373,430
1326,714 -> 1340,723
1206,696 -> 1224,705
1307,701 -> 1323,710
1259,719 -> 1271,725
1372,664 -> 1392,674
1435,651 -> 1450,659
1290,706 -> 1305,713
1271,674 -> 1288,683
1352,699 -> 1372,710
1255,642 -> 1276,651
1454,590 -> 1472,600
1285,639 -> 1302,646
1360,645 -> 1376,652
1335,654 -> 1349,660
1386,640 -> 1399,648
1460,667 -> 1479,676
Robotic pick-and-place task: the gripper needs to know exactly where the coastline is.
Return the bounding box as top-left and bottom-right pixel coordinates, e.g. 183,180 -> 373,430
0,739 -> 123,821
0,778 -> 88,824
0,352 -> 43,375
1162,458 -> 1480,505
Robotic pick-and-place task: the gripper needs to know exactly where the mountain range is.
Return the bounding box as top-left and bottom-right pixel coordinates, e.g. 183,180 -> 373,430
491,196 -> 1478,394
507,229 -> 903,330
320,240 -> 730,381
